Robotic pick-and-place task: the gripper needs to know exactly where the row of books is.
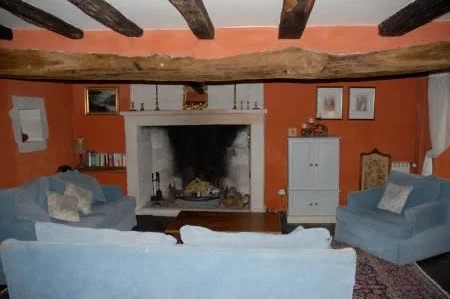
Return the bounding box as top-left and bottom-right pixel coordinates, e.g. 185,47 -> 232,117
86,152 -> 127,168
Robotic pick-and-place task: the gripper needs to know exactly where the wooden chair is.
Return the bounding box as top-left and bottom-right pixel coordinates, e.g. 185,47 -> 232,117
360,148 -> 391,190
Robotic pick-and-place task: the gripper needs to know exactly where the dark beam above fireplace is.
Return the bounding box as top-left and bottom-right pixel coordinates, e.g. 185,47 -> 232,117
66,0 -> 143,37
278,0 -> 316,39
0,41 -> 449,82
0,0 -> 83,39
0,24 -> 13,40
168,0 -> 214,39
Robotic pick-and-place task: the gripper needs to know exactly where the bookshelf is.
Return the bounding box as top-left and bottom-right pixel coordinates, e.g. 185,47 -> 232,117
77,166 -> 126,173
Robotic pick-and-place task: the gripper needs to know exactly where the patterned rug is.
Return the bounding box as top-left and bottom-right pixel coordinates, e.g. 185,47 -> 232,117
333,241 -> 449,299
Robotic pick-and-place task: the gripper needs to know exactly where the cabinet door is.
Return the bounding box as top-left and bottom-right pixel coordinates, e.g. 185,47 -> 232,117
314,139 -> 339,190
289,140 -> 315,190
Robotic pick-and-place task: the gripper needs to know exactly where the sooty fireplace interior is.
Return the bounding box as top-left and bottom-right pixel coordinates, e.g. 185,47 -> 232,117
144,124 -> 251,210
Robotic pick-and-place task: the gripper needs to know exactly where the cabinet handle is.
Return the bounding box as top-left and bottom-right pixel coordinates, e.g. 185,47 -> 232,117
315,163 -> 318,167
309,203 -> 313,206
315,202 -> 318,206
309,163 -> 313,167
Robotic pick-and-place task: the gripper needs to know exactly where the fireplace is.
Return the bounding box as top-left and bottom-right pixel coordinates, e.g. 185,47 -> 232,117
121,110 -> 265,216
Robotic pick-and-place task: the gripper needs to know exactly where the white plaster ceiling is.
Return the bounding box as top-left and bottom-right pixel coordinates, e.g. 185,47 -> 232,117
0,0 -> 449,30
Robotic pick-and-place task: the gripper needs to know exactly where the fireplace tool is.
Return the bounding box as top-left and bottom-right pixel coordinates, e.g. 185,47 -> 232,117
151,172 -> 163,201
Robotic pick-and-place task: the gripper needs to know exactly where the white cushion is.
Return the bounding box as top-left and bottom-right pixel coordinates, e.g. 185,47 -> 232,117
46,191 -> 80,222
64,182 -> 92,215
180,225 -> 332,249
377,182 -> 413,214
35,222 -> 177,246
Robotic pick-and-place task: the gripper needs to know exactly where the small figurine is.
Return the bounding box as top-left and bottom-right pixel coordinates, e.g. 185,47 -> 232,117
130,101 -> 136,111
140,103 -> 145,111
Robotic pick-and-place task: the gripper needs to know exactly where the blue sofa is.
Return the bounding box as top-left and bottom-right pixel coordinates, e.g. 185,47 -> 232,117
335,171 -> 450,265
0,223 -> 357,299
0,170 -> 136,285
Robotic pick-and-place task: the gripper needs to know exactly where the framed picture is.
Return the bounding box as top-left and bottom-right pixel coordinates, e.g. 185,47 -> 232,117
316,87 -> 343,119
85,87 -> 119,115
348,87 -> 375,119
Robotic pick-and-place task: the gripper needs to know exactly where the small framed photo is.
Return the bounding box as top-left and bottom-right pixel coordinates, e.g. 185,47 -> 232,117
316,87 -> 343,119
348,87 -> 375,120
85,87 -> 119,115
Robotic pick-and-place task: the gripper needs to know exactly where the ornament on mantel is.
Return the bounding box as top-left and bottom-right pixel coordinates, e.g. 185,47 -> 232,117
300,118 -> 328,137
154,84 -> 160,111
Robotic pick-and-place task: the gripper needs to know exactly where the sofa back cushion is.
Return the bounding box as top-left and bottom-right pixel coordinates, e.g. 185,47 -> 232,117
439,178 -> 450,201
14,177 -> 51,222
386,171 -> 441,211
180,225 -> 332,249
35,222 -> 177,246
55,170 -> 106,203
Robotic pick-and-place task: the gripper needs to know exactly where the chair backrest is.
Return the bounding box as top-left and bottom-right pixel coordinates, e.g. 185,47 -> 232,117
360,148 -> 391,190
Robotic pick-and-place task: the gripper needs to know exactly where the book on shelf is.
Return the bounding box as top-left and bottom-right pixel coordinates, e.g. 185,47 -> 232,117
86,152 -> 126,168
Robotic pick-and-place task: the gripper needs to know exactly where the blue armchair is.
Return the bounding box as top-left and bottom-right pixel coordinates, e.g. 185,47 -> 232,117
335,171 -> 450,265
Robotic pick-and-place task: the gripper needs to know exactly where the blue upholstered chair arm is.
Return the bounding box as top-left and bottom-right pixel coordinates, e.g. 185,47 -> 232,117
404,200 -> 448,235
347,187 -> 384,209
101,185 -> 124,203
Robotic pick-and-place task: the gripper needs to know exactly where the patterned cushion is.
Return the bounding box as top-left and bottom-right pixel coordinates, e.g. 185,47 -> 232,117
46,191 -> 80,222
377,183 -> 413,214
64,183 -> 93,215
56,170 -> 106,203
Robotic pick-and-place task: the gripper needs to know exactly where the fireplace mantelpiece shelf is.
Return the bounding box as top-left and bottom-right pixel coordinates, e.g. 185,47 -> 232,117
121,109 -> 266,216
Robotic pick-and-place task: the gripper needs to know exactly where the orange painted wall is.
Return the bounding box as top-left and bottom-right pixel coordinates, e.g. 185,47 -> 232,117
1,23 -> 450,57
265,77 -> 429,210
0,80 -> 75,187
71,84 -> 130,193
434,148 -> 450,179
0,80 -> 17,188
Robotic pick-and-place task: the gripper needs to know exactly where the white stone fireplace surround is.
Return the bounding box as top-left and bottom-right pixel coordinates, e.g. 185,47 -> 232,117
121,110 -> 265,216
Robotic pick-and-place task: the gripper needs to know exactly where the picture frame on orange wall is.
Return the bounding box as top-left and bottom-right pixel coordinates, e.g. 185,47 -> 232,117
85,87 -> 119,115
348,87 -> 375,120
316,87 -> 343,119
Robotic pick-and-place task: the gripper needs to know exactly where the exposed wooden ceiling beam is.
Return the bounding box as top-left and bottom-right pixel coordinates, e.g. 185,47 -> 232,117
279,0 -> 315,39
0,0 -> 83,39
169,0 -> 214,39
0,41 -> 449,82
0,24 -> 13,40
379,0 -> 450,36
66,0 -> 143,37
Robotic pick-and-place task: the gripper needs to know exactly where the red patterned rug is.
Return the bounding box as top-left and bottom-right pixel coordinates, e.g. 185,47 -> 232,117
333,241 -> 449,299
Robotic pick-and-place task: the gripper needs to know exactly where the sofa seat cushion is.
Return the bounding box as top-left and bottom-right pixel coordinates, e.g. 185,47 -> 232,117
337,207 -> 412,239
90,197 -> 135,228
387,171 -> 441,210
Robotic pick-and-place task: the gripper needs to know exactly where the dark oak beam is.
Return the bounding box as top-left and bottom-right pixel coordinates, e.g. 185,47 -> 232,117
0,24 -> 13,40
169,0 -> 214,39
0,0 -> 83,39
379,0 -> 450,36
279,0 -> 315,39
66,0 -> 143,37
0,41 -> 449,82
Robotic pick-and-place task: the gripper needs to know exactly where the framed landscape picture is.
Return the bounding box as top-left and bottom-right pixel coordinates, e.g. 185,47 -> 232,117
316,87 -> 343,119
348,87 -> 375,120
85,87 -> 119,115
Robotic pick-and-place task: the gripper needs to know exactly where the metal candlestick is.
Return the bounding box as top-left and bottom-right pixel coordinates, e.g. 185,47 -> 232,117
154,84 -> 160,111
232,84 -> 237,110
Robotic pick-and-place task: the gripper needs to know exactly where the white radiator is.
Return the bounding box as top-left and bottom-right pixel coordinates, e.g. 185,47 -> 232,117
391,161 -> 411,173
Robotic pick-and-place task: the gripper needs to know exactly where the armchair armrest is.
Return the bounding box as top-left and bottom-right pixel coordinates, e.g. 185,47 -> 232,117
101,185 -> 124,203
404,200 -> 448,235
347,187 -> 384,209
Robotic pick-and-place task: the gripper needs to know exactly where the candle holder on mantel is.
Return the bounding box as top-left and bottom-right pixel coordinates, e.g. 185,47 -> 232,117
301,118 -> 328,137
232,84 -> 237,110
154,84 -> 160,111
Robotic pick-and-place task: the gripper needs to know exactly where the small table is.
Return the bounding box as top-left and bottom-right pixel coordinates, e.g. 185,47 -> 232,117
164,211 -> 282,242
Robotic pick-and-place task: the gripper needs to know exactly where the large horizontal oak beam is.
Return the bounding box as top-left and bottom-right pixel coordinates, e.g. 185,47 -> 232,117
0,41 -> 449,82
0,0 -> 83,39
279,0 -> 315,39
379,0 -> 450,36
66,0 -> 143,37
169,0 -> 214,39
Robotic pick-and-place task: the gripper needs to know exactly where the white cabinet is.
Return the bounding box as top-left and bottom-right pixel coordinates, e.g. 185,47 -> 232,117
287,137 -> 340,223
